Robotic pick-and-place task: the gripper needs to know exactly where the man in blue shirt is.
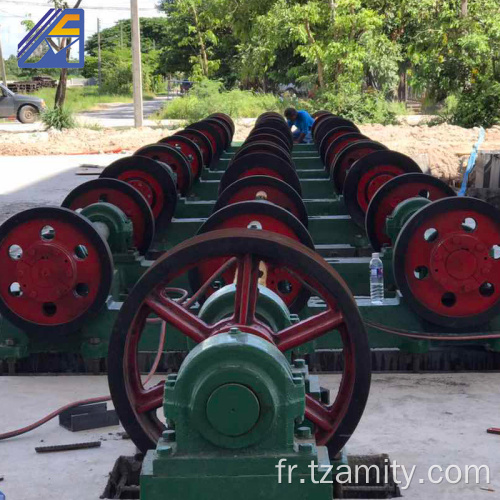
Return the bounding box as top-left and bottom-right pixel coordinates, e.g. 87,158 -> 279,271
284,107 -> 315,144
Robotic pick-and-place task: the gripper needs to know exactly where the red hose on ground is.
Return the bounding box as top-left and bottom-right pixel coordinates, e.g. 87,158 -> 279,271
0,288 -> 187,442
0,395 -> 111,441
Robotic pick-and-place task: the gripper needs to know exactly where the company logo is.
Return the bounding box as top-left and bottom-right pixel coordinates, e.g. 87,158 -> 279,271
18,8 -> 84,68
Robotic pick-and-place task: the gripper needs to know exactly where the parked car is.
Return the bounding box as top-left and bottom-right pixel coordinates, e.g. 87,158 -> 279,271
0,83 -> 46,123
277,83 -> 311,98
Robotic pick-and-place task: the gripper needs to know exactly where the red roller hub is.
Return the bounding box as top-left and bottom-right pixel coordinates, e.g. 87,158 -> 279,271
366,173 -> 456,251
204,118 -> 232,150
208,112 -> 235,139
0,207 -> 113,336
312,110 -> 331,119
253,118 -> 293,144
393,197 -> 500,328
244,133 -> 290,153
343,151 -> 422,227
311,112 -> 333,137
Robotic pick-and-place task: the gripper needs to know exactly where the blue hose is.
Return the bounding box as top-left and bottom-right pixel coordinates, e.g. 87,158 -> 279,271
458,127 -> 485,196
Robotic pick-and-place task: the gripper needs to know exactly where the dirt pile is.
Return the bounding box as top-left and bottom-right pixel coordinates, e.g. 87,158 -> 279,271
360,123 -> 500,181
1,120 -> 499,181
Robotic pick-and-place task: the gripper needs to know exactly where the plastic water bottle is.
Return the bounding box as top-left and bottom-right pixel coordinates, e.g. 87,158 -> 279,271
369,253 -> 384,304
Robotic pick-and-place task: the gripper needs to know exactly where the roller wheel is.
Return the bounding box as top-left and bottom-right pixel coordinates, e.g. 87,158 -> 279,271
62,178 -> 155,255
176,129 -> 214,168
208,113 -> 235,138
244,133 -> 290,153
204,118 -> 232,150
158,135 -> 203,180
324,133 -> 369,174
331,140 -> 387,194
314,117 -> 360,146
187,121 -> 225,159
232,141 -> 292,164
254,117 -> 293,144
311,112 -> 334,137
219,152 -> 301,196
107,229 -> 371,455
249,126 -> 293,152
366,173 -> 456,251
191,201 -> 313,312
393,197 -> 500,328
100,156 -> 178,231
312,110 -> 331,119
319,126 -> 359,163
213,176 -> 308,227
134,144 -> 192,196
0,207 -> 113,336
343,151 -> 422,227
256,112 -> 284,124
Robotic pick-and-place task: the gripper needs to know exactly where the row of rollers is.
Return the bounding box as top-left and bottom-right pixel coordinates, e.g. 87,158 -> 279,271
310,111 -> 500,328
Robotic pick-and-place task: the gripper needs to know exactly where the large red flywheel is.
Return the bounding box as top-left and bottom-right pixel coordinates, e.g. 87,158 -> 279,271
107,230 -> 371,458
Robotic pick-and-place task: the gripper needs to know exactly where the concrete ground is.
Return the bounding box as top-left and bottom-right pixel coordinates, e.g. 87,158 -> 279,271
0,373 -> 497,500
0,154 -> 123,223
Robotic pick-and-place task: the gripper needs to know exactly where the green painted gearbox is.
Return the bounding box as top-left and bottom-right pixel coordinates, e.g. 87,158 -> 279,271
141,329 -> 333,500
80,202 -> 133,253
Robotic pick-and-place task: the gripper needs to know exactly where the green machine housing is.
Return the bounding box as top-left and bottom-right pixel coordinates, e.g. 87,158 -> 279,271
141,329 -> 338,500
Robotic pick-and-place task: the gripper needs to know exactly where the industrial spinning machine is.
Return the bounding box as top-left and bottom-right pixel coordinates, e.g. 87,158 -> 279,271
1,110 -> 500,498
1,110 -> 499,374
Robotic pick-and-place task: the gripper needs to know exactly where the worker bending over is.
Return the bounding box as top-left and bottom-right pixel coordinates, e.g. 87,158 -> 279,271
284,107 -> 315,144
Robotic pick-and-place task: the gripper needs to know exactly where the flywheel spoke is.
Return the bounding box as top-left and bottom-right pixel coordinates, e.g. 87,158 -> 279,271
135,383 -> 164,414
233,254 -> 260,325
145,290 -> 211,343
275,309 -> 344,351
305,395 -> 335,438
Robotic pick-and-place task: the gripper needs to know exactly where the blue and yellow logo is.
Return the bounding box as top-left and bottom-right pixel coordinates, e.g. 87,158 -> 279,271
18,8 -> 84,69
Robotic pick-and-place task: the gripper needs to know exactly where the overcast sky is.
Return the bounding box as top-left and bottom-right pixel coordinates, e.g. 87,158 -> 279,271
0,0 -> 165,58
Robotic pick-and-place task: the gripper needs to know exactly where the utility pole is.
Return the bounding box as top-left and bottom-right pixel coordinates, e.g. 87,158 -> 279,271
97,19 -> 102,90
130,0 -> 143,127
0,27 -> 7,87
120,23 -> 123,49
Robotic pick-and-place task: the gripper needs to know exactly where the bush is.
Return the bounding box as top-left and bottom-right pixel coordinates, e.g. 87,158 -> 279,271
451,80 -> 500,128
157,79 -> 285,120
311,84 -> 398,125
41,107 -> 76,130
